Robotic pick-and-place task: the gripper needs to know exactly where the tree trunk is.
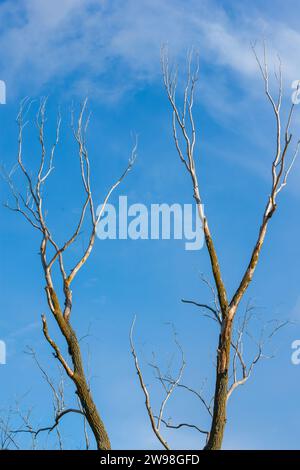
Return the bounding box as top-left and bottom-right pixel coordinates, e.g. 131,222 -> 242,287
49,293 -> 111,450
64,322 -> 111,450
74,373 -> 111,450
204,318 -> 232,450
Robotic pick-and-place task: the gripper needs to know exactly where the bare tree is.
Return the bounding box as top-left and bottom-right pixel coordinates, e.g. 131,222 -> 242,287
131,45 -> 298,450
3,98 -> 136,450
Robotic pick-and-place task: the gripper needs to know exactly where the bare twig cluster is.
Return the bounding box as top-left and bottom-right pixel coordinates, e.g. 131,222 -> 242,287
0,349 -> 90,450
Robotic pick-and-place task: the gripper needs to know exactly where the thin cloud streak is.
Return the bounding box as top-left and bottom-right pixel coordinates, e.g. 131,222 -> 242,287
0,0 -> 299,102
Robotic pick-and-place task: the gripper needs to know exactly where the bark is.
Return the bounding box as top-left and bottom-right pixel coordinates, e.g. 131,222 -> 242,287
204,317 -> 232,450
64,323 -> 111,450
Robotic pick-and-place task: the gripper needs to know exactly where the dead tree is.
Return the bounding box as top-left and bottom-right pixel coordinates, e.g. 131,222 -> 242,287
163,45 -> 298,450
3,98 -> 136,450
131,45 -> 298,450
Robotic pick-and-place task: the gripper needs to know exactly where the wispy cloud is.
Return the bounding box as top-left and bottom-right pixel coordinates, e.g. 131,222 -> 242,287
1,0 -> 300,197
7,320 -> 40,339
0,0 -> 300,101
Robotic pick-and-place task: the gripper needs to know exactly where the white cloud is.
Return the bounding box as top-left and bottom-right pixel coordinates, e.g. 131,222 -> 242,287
1,0 -> 299,192
1,0 -> 300,193
0,0 -> 299,101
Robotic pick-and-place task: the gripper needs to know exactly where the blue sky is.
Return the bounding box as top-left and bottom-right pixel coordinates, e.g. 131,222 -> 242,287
0,0 -> 300,450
